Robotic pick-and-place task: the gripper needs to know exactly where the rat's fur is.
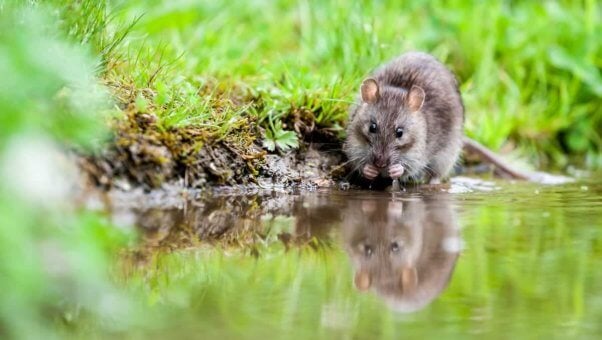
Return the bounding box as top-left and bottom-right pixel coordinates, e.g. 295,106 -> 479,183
344,52 -> 464,183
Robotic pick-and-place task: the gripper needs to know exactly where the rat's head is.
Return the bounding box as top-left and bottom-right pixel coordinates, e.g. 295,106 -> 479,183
346,78 -> 429,178
347,201 -> 422,296
342,197 -> 461,313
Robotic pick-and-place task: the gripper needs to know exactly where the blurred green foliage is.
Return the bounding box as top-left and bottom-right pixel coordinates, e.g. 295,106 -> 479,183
0,3 -> 134,338
0,6 -> 111,149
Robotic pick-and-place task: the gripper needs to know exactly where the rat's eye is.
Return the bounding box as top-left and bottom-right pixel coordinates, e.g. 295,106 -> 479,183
363,245 -> 373,257
395,127 -> 404,138
369,122 -> 377,133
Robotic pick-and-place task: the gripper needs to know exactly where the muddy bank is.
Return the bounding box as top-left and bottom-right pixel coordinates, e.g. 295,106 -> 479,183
79,111 -> 521,191
79,104 -> 350,191
79,96 -> 571,191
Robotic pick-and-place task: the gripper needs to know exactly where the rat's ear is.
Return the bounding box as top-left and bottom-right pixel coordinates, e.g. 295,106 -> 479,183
387,201 -> 403,220
408,85 -> 425,112
361,200 -> 377,214
361,78 -> 379,104
354,270 -> 371,291
401,266 -> 418,293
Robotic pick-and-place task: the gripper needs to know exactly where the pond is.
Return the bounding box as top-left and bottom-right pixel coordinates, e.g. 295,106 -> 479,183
112,176 -> 602,338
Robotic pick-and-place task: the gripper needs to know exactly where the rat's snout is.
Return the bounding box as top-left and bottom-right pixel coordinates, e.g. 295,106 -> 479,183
373,154 -> 388,168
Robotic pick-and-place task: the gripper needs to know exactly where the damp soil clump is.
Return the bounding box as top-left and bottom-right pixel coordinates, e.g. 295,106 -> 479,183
77,107 -> 527,192
79,93 -> 349,191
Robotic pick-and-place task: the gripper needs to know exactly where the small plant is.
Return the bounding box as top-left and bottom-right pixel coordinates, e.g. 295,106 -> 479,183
262,118 -> 299,152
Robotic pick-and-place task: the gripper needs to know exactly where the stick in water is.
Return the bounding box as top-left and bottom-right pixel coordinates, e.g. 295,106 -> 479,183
390,164 -> 404,191
392,179 -> 401,191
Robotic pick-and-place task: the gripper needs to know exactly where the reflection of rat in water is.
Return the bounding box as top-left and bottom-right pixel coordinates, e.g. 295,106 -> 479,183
342,196 -> 460,313
344,52 -> 464,184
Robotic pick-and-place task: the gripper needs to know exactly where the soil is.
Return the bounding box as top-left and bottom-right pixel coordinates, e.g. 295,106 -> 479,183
79,108 -> 351,191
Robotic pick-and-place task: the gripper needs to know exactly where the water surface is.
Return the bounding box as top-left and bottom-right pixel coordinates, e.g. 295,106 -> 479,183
116,177 -> 602,338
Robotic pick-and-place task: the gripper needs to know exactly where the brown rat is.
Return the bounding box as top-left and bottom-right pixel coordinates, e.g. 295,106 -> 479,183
344,52 -> 464,184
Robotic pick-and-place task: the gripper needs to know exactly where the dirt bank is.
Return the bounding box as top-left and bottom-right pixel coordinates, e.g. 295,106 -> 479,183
79,101 -> 550,191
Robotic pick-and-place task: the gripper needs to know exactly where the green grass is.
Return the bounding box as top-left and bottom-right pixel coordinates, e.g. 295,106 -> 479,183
92,0 -> 602,168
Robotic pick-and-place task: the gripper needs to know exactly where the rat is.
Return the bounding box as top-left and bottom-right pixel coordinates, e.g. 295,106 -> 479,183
344,52 -> 464,184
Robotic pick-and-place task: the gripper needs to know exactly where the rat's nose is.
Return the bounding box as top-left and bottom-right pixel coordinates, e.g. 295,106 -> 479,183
373,155 -> 387,168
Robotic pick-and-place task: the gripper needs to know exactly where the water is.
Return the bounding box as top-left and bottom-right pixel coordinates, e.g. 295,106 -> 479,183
114,177 -> 602,338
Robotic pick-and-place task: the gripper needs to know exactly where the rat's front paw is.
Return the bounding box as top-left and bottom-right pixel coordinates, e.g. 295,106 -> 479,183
388,164 -> 404,178
362,164 -> 379,180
